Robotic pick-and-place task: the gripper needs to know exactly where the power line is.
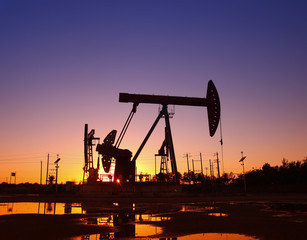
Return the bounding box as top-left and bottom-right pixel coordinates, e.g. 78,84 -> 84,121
0,162 -> 40,164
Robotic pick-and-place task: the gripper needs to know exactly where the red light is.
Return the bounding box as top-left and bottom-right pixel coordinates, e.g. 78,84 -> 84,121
116,179 -> 120,184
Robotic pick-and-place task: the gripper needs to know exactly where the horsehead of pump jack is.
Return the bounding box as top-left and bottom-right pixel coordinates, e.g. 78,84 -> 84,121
116,80 -> 221,183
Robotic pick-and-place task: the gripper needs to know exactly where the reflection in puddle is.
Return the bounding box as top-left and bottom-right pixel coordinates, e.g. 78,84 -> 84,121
81,212 -> 165,238
178,233 -> 259,240
207,213 -> 229,217
181,204 -> 217,212
83,216 -> 113,225
136,214 -> 171,222
72,232 -> 258,240
0,202 -> 264,240
83,213 -> 171,226
135,224 -> 162,236
0,202 -> 83,215
181,204 -> 228,217
74,224 -> 162,239
69,234 -> 116,240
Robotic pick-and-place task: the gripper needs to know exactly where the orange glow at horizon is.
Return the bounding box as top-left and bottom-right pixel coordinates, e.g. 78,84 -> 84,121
1,106 -> 307,185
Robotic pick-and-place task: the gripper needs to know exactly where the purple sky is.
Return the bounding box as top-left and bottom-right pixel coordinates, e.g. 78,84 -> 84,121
0,0 -> 306,183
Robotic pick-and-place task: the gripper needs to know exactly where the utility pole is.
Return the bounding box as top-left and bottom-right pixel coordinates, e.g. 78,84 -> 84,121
211,160 -> 214,178
192,159 -> 195,173
209,159 -> 212,178
200,153 -> 203,174
186,153 -> 190,172
40,160 -> 42,186
219,118 -> 224,174
215,152 -> 220,178
239,151 -> 247,192
46,153 -> 49,185
54,155 -> 61,193
154,154 -> 157,177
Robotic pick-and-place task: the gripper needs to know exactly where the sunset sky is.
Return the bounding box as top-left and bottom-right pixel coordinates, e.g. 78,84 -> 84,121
1,0 -> 306,183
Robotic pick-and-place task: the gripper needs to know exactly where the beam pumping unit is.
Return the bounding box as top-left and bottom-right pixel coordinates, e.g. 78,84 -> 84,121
82,80 -> 221,184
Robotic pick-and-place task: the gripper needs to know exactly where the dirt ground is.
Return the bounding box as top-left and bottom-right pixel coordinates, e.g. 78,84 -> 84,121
0,193 -> 306,240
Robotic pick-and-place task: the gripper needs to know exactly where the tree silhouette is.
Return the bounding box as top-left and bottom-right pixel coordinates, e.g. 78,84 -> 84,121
242,158 -> 307,187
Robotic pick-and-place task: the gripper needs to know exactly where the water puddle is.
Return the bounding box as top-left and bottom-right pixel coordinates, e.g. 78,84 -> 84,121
180,203 -> 228,217
135,214 -> 171,222
82,213 -> 171,226
178,233 -> 259,240
207,213 -> 229,217
0,202 -> 83,215
74,223 -> 162,239
70,232 -> 259,240
1,201 -> 299,239
181,204 -> 217,212
81,212 -> 167,238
